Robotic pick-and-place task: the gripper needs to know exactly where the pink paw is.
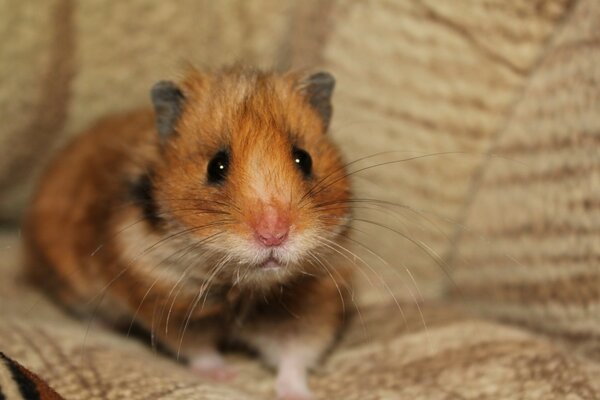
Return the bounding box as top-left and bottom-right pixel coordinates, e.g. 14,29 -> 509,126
276,378 -> 314,400
277,389 -> 314,400
189,353 -> 237,382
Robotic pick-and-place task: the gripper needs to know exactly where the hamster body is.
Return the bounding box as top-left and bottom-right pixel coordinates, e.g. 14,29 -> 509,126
25,67 -> 352,399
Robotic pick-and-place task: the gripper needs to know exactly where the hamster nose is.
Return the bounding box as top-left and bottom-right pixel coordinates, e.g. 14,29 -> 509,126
253,205 -> 290,247
255,229 -> 289,247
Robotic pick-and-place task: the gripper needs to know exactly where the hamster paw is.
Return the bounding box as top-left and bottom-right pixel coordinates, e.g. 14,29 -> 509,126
276,377 -> 314,400
276,388 -> 314,400
189,351 -> 237,382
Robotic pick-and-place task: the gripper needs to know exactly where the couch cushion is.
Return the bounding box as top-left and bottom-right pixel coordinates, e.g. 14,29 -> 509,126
2,232 -> 599,399
318,0 -> 575,298
451,0 -> 600,358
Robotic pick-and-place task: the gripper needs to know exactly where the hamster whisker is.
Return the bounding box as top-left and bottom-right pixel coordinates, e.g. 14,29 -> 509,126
127,232 -> 224,338
338,224 -> 424,300
82,220 -> 233,355
155,195 -> 241,216
90,207 -> 232,257
352,218 -> 462,296
297,150 -> 428,206
107,194 -> 233,214
297,269 -> 318,278
167,207 -> 231,216
316,202 -> 462,285
320,210 -> 429,307
317,206 -> 450,279
239,258 -> 255,286
317,238 -> 407,324
218,194 -> 243,214
301,150 -> 526,212
315,232 -> 376,291
320,204 -> 522,304
317,203 -> 451,251
38,217 -> 230,322
162,247 -> 222,335
308,152 -> 476,204
131,243 -> 207,343
306,250 -> 346,316
320,198 -> 524,284
316,197 -> 460,230
298,151 -> 439,207
166,197 -> 241,216
118,220 -> 234,276
177,253 -> 230,359
309,243 -> 368,339
337,230 -> 432,350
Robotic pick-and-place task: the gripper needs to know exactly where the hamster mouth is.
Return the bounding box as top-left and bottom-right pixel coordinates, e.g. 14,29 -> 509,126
259,256 -> 282,270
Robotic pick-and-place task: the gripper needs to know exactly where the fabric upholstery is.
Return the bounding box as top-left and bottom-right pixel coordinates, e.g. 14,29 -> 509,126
451,0 -> 600,358
1,0 -> 599,398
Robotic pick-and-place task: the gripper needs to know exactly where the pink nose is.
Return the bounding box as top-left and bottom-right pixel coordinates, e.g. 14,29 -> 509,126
255,229 -> 289,247
253,205 -> 290,247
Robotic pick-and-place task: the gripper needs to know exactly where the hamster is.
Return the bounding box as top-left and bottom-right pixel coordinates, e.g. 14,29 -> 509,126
24,66 -> 353,400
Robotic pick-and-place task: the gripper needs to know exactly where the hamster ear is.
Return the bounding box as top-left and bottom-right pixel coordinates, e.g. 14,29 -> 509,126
151,81 -> 185,140
301,72 -> 335,131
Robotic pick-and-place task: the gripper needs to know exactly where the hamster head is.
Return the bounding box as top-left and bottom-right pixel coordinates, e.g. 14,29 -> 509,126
147,67 -> 351,287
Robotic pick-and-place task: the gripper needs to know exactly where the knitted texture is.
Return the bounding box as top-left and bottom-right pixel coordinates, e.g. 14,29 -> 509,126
452,0 -> 600,357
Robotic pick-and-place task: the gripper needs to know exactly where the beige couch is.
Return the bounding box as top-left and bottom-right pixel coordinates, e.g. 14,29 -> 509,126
1,1 -> 599,398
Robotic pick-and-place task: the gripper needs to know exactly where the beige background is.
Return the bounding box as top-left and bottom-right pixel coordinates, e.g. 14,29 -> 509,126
2,1 -> 600,398
0,0 -> 576,299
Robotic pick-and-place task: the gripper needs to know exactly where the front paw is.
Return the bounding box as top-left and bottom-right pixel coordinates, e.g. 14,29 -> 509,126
276,377 -> 314,400
277,388 -> 314,400
189,351 -> 237,382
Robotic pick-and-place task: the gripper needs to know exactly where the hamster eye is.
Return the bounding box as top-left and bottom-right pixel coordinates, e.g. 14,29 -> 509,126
207,151 -> 229,184
293,148 -> 312,177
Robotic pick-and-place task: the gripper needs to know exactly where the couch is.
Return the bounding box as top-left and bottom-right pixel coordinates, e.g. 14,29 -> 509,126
1,1 -> 599,398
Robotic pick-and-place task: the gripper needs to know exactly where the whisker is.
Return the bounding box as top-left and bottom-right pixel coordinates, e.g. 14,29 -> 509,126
315,197 -> 461,232
300,150 -> 526,211
317,202 -> 448,243
298,150 -> 445,207
339,230 -> 432,353
80,220 -> 233,362
317,237 -> 407,325
90,207 -> 232,257
176,254 -> 229,359
307,250 -> 346,317
126,232 -> 223,338
308,247 -> 369,339
163,247 -> 221,335
351,218 -> 459,291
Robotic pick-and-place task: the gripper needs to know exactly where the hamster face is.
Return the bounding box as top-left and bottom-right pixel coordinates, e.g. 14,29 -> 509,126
151,69 -> 351,286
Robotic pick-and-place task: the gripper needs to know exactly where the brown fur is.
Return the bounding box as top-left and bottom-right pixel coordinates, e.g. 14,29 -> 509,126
24,67 -> 352,397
